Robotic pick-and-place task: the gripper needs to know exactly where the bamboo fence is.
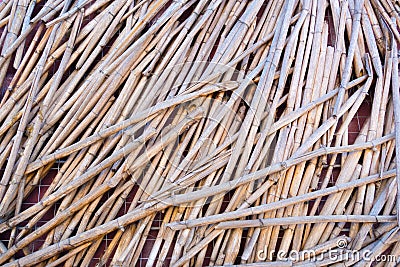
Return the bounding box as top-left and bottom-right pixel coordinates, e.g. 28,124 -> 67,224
0,0 -> 399,266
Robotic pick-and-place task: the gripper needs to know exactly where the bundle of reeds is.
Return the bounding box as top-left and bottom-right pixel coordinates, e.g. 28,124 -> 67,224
0,0 -> 399,266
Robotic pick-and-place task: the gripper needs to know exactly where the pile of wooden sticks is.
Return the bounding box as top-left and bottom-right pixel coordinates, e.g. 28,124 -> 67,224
0,0 -> 400,266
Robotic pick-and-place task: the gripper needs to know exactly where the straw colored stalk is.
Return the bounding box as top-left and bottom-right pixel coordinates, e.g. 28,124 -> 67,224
175,59 -> 268,266
0,109 -> 203,260
314,164 -> 361,243
256,0 -> 316,254
244,0 -> 310,176
165,86 -> 372,251
45,242 -> 93,267
278,18 -> 330,253
303,74 -> 372,240
302,124 -> 369,248
172,63 -> 255,264
351,9 -> 386,231
351,177 -> 397,250
168,112 -> 235,262
246,2 -> 311,254
218,0 -> 296,187
0,0 -> 398,265
14,0 -> 34,68
24,81 -> 237,173
163,62 -> 256,182
290,46 -> 334,250
370,0 -> 400,43
6,107 -> 376,218
38,1 -> 189,153
0,24 -> 60,215
0,127 -> 156,231
0,0 -> 12,19
83,108 -> 197,263
166,167 -> 395,231
0,0 -> 26,86
390,24 -> 400,225
215,215 -> 396,229
333,0 -> 365,115
74,1 -> 130,69
8,11 -> 82,221
341,227 -> 399,266
0,161 -> 395,265
0,24 -> 51,121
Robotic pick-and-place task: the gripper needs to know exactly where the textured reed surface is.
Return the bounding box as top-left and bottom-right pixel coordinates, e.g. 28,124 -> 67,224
0,0 -> 400,266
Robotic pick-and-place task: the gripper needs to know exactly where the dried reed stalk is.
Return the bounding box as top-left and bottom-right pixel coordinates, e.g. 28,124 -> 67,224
0,0 -> 398,266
